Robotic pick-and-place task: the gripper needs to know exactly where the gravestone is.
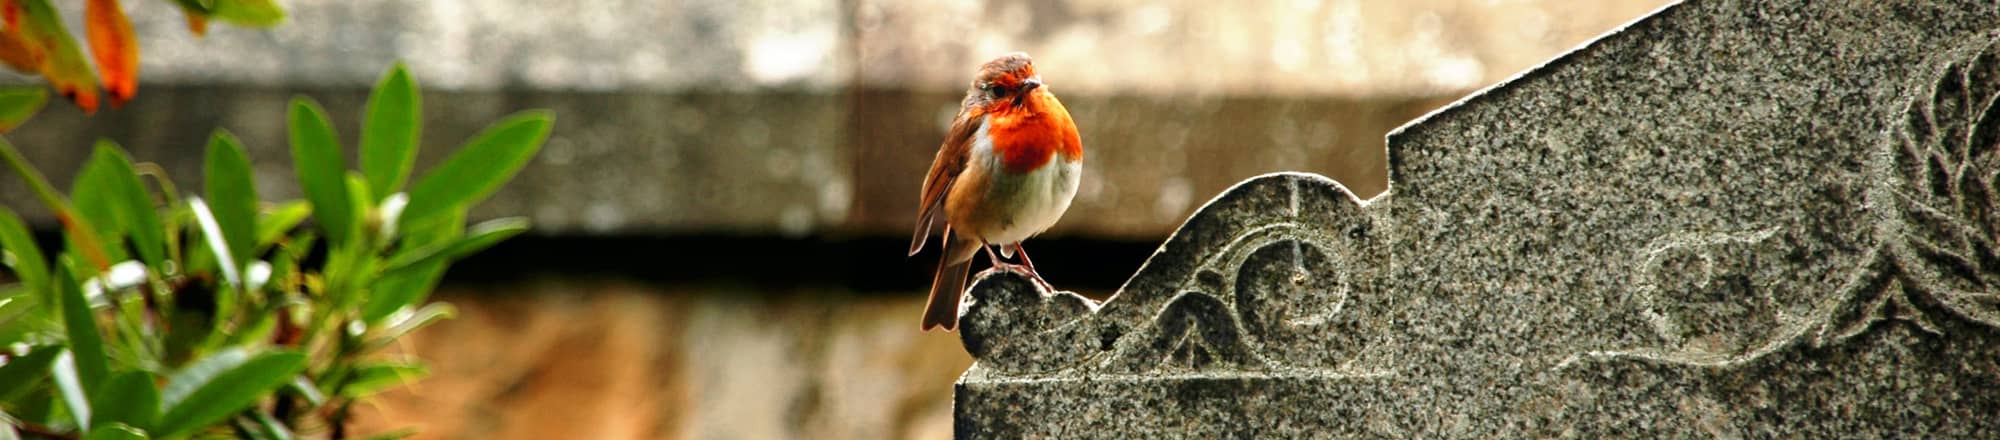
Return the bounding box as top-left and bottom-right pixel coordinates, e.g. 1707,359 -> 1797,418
952,1 -> 2000,437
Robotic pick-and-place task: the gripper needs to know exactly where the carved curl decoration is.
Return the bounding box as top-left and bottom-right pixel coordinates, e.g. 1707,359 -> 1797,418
959,173 -> 1391,378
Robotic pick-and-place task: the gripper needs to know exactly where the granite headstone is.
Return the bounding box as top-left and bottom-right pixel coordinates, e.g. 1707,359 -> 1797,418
954,1 -> 2000,437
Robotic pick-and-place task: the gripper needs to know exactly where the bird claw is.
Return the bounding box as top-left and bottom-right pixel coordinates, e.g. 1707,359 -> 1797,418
1028,276 -> 1057,293
986,263 -> 1058,292
987,262 -> 1029,275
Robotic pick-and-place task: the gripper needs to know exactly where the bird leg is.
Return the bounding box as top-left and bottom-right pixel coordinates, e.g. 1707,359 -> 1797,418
981,244 -> 1026,272
1012,243 -> 1056,292
979,243 -> 1054,291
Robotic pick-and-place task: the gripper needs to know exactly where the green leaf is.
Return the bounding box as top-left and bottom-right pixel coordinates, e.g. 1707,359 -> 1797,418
364,302 -> 453,351
203,131 -> 258,274
400,110 -> 551,230
321,237 -> 369,305
208,0 -> 284,26
379,216 -> 526,275
83,423 -> 146,440
222,301 -> 275,348
267,232 -> 313,296
87,143 -> 164,269
69,153 -> 128,263
287,97 -> 355,247
168,0 -> 212,14
442,216 -> 527,257
361,64 -> 420,200
0,293 -> 55,351
362,210 -> 460,323
254,201 -> 309,249
359,429 -> 417,440
345,172 -> 373,243
364,217 -> 522,322
53,349 -> 92,430
0,207 -> 48,296
337,361 -> 425,398
56,264 -> 108,397
187,199 -> 239,291
401,204 -> 461,246
285,376 -> 323,407
0,345 -> 60,400
89,370 -> 158,432
363,263 -> 444,326
106,301 -> 149,378
9,392 -> 55,432
9,384 -> 55,426
330,173 -> 377,310
246,409 -> 292,440
156,348 -> 304,439
0,292 -> 22,332
0,87 -> 48,131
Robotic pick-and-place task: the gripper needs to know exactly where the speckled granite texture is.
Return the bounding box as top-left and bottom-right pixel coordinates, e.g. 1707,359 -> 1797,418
955,1 -> 2000,437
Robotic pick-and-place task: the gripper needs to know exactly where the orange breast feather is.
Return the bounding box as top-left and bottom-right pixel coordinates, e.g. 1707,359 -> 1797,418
989,93 -> 1080,174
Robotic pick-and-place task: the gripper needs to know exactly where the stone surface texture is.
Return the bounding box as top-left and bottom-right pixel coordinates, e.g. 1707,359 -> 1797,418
0,2 -> 1690,439
955,1 -> 2000,437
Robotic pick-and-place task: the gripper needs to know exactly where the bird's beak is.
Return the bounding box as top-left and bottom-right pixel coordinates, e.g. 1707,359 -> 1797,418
1019,77 -> 1042,93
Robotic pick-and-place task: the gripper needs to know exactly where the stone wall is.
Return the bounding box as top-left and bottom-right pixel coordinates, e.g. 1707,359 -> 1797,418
0,0 -> 1676,438
5,0 -> 1671,238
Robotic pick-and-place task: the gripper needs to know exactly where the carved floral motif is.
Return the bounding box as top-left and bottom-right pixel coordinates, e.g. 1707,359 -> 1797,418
1571,33 -> 2000,371
1818,33 -> 2000,345
1869,34 -> 2000,335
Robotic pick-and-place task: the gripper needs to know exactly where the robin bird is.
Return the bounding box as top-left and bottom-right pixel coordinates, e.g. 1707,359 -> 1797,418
909,52 -> 1083,331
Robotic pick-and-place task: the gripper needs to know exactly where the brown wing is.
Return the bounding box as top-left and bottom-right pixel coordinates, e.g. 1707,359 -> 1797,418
910,105 -> 985,256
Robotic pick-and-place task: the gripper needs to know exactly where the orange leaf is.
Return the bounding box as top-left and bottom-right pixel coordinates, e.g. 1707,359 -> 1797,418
185,12 -> 206,37
2,0 -> 19,33
56,83 -> 96,113
17,0 -> 98,114
85,0 -> 136,106
0,25 -> 43,73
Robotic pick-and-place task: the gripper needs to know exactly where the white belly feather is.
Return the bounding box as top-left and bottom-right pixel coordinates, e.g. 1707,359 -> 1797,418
953,117 -> 1082,246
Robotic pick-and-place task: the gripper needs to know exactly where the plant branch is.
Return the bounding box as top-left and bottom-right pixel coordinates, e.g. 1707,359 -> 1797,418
0,137 -> 112,270
134,162 -> 180,208
0,138 -> 66,216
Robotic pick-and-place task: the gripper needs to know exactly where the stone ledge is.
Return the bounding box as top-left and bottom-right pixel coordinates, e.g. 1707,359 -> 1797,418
1,90 -> 1439,238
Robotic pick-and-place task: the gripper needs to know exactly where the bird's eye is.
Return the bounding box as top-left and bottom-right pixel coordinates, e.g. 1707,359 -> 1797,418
982,83 -> 1003,99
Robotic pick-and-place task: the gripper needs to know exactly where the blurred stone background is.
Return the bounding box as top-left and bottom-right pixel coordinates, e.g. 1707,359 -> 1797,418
0,0 -> 1669,438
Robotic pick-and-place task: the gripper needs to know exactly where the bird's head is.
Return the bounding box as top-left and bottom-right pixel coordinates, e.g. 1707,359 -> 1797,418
969,52 -> 1046,111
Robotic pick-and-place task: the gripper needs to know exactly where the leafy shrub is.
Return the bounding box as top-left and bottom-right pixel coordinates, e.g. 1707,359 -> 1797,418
0,63 -> 552,439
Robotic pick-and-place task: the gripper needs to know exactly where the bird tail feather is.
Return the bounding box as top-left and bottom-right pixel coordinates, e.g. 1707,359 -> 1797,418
922,226 -> 978,331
